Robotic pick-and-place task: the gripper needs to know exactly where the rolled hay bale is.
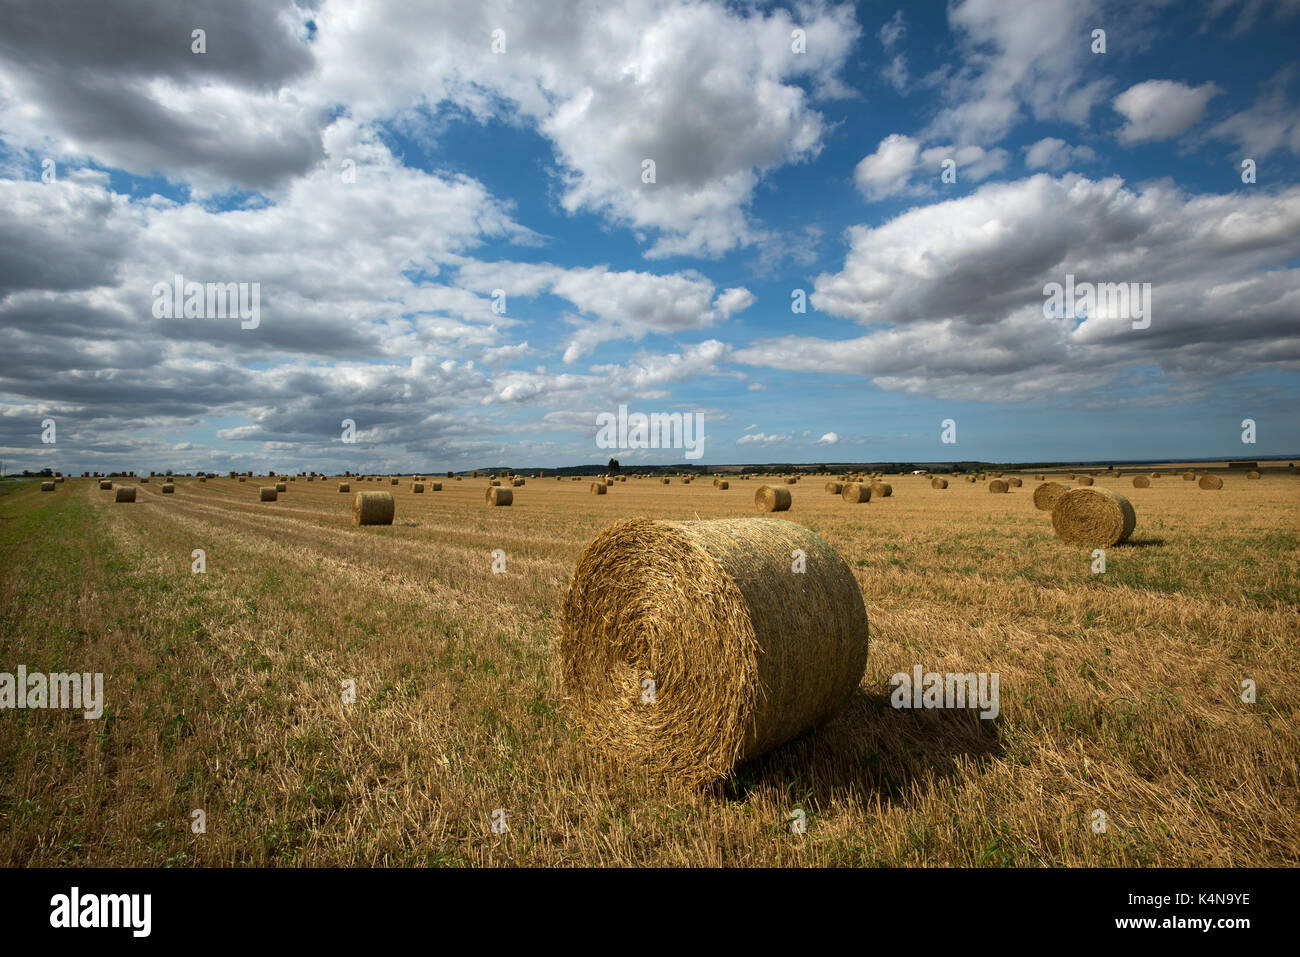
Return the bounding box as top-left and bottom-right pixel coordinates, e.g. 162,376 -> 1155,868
841,482 -> 871,504
591,481 -> 608,495
618,476 -> 627,482
605,478 -> 614,486
784,477 -> 797,485
1035,474 -> 1046,481
275,482 -> 287,493
40,481 -> 55,491
988,479 -> 1009,493
1246,470 -> 1261,480
140,477 -> 149,484
199,476 -> 207,483
430,482 -> 442,491
238,476 -> 246,482
681,478 -> 692,484
486,487 -> 513,506
825,481 -> 844,494
560,517 -> 869,786
55,476 -> 64,483
1132,475 -> 1151,488
1032,482 -> 1066,511
1198,474 -> 1223,490
161,483 -> 174,493
965,475 -> 976,483
662,478 -> 670,485
489,479 -> 502,487
513,478 -> 525,487
352,490 -> 395,526
114,487 -> 136,503
1151,472 -> 1161,478
1182,471 -> 1195,480
1007,477 -> 1022,487
390,478 -> 399,485
712,478 -> 721,488
870,482 -> 893,498
1076,475 -> 1094,486
99,480 -> 113,490
1051,487 -> 1136,547
717,480 -> 729,490
412,482 -> 425,493
338,482 -> 351,492
259,486 -> 278,502
456,476 -> 462,481
755,485 -> 792,512
931,477 -> 948,489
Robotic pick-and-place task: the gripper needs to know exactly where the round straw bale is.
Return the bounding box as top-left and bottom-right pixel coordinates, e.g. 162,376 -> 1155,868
114,487 -> 136,503
1182,471 -> 1195,480
1076,475 -> 1094,486
40,481 -> 55,491
931,477 -> 948,489
1246,470 -> 1261,480
755,485 -> 792,512
275,482 -> 287,492
352,490 -> 395,525
717,480 -> 729,490
1198,474 -> 1223,489
1051,487 -> 1136,547
259,486 -> 277,501
988,479 -> 1009,493
825,481 -> 843,494
490,479 -> 501,486
1151,472 -> 1160,478
338,482 -> 350,492
1007,477 -> 1022,487
412,482 -> 424,493
591,481 -> 608,495
784,477 -> 797,485
486,487 -> 513,506
390,478 -> 398,485
1035,474 -> 1045,481
1032,481 -> 1066,511
605,478 -> 613,486
140,477 -> 149,483
199,476 -> 206,483
99,480 -> 112,490
560,518 -> 868,786
841,482 -> 871,504
238,476 -> 245,482
1132,475 -> 1150,488
662,478 -> 670,484
870,482 -> 892,498
161,483 -> 174,493
513,478 -> 525,487
965,475 -> 976,483
431,481 -> 442,491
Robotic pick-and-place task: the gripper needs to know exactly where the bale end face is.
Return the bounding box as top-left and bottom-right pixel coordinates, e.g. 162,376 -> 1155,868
988,479 -> 1009,493
1198,474 -> 1223,490
825,481 -> 844,494
1033,481 -> 1066,511
870,482 -> 892,498
590,481 -> 608,495
352,491 -> 395,526
1132,475 -> 1150,488
930,477 -> 948,489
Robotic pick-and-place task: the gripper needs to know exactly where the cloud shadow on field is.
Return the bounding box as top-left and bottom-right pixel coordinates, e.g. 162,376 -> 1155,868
719,689 -> 1004,808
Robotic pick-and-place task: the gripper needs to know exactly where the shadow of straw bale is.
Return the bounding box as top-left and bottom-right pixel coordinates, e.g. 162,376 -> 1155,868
719,688 -> 1004,807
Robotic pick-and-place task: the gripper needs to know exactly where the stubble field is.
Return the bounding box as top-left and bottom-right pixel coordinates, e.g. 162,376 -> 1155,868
1,468 -> 1297,866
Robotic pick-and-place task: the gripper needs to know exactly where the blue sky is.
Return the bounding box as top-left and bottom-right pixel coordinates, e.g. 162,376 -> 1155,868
1,0 -> 1298,473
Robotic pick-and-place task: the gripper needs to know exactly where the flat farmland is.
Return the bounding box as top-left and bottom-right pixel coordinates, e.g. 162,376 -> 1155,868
1,470 -> 1297,866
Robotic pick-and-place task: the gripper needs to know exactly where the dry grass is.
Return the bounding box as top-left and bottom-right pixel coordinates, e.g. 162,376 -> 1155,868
0,471 -> 1296,866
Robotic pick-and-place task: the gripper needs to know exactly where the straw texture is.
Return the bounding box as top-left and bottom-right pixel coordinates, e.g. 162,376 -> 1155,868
1050,487 -> 1136,547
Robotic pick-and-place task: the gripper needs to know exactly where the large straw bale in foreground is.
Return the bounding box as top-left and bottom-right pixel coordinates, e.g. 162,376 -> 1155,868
931,477 -> 948,489
486,487 -> 513,506
755,485 -> 791,512
560,518 -> 869,785
591,481 -> 607,495
1032,482 -> 1066,511
1198,474 -> 1223,489
114,487 -> 136,503
1051,487 -> 1136,547
259,487 -> 277,501
989,479 -> 1009,493
352,490 -> 395,526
